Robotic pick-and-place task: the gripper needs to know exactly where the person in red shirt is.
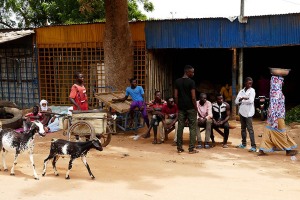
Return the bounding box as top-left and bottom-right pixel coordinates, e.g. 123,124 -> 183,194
161,96 -> 178,146
23,105 -> 43,131
69,72 -> 88,111
142,91 -> 166,144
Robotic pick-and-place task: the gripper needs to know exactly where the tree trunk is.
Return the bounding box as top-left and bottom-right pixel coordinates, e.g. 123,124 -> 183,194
104,0 -> 134,92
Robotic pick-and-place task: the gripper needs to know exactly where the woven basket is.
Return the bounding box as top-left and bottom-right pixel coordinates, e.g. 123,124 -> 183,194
94,92 -> 131,113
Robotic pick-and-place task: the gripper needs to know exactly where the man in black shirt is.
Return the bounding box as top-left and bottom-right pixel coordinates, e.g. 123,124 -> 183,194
174,65 -> 198,154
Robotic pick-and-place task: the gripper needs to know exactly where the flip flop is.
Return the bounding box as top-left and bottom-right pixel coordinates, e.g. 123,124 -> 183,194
286,150 -> 298,156
152,139 -> 159,144
257,150 -> 267,156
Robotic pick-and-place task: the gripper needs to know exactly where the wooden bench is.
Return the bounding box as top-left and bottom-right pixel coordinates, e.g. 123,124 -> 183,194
164,122 -> 236,142
199,124 -> 236,143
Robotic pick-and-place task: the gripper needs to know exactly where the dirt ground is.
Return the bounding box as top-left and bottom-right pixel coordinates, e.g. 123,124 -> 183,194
0,119 -> 300,200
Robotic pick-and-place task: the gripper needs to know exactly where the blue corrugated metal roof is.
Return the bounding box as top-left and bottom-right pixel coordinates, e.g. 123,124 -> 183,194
145,13 -> 300,49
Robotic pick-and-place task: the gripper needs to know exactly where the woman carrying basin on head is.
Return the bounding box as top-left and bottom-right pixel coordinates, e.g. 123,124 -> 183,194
258,71 -> 298,156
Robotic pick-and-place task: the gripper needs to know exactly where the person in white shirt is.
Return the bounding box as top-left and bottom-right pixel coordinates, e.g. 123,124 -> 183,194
235,77 -> 257,152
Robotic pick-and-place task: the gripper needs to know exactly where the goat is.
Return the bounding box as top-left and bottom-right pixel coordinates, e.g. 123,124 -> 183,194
42,138 -> 103,179
0,120 -> 46,180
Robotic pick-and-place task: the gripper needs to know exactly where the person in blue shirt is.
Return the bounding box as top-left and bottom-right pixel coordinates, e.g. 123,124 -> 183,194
112,78 -> 150,129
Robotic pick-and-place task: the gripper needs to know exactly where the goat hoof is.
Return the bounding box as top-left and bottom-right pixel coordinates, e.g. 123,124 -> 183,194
91,176 -> 95,179
42,173 -> 45,176
34,177 -> 39,180
4,169 -> 8,172
10,173 -> 15,176
65,176 -> 70,179
55,174 -> 59,176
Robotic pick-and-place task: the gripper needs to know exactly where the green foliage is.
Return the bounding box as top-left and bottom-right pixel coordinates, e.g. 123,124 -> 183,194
0,0 -> 154,28
286,105 -> 300,124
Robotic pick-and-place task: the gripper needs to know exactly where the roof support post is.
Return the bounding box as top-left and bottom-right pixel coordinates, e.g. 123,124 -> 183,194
231,48 -> 237,119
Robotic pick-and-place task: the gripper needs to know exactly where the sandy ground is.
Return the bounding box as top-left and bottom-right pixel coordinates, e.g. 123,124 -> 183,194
0,119 -> 300,200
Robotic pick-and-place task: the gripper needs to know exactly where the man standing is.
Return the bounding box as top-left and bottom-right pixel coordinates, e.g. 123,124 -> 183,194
196,93 -> 213,149
211,94 -> 231,148
235,77 -> 257,152
69,72 -> 88,111
174,65 -> 198,154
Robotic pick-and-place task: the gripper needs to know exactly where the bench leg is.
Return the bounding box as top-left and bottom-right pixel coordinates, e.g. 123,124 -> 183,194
210,127 -> 225,145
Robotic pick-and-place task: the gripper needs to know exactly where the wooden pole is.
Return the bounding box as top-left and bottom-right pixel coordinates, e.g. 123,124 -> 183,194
231,48 -> 237,119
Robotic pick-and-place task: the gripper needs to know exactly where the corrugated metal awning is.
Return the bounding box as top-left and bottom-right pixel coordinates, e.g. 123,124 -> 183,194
0,30 -> 34,44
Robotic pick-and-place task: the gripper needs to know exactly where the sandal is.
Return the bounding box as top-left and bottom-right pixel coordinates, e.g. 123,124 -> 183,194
258,150 -> 267,156
248,147 -> 257,152
286,150 -> 298,156
189,149 -> 199,154
222,144 -> 229,148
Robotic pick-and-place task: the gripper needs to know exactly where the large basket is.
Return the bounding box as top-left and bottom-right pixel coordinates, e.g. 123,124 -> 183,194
94,92 -> 131,113
71,110 -> 107,135
269,68 -> 291,76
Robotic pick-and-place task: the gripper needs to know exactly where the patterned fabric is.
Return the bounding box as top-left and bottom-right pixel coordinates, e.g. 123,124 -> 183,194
267,76 -> 285,129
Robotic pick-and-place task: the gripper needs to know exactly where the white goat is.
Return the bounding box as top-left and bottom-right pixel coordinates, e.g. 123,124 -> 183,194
0,120 -> 45,180
42,138 -> 103,179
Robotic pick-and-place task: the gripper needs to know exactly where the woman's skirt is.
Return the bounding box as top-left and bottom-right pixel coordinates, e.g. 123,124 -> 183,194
259,118 -> 297,152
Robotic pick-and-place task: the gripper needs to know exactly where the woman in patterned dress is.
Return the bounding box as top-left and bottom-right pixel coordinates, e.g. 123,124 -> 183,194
258,75 -> 298,156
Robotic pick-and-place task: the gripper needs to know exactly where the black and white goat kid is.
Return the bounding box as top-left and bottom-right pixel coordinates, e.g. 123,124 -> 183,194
0,120 -> 46,180
42,138 -> 103,179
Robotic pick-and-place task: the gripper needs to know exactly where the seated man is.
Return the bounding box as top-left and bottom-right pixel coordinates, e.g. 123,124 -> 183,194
40,99 -> 53,126
40,99 -> 57,133
23,105 -> 43,131
160,96 -> 178,146
196,93 -> 213,149
211,93 -> 231,148
143,91 -> 166,144
112,78 -> 150,130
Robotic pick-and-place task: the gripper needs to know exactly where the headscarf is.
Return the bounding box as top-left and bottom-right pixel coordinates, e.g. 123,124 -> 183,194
40,99 -> 48,111
267,76 -> 285,128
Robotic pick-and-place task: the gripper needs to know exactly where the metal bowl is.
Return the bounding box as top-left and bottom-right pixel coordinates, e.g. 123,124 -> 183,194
269,68 -> 291,76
